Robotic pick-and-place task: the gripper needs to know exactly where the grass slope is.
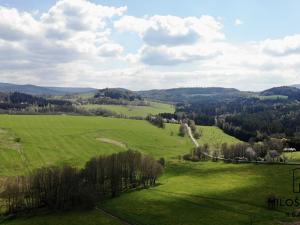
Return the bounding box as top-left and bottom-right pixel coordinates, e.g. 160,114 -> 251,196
0,115 -> 198,176
81,101 -> 175,117
197,125 -> 241,147
3,210 -> 122,225
102,161 -> 298,225
5,161 -> 297,225
0,115 -> 254,225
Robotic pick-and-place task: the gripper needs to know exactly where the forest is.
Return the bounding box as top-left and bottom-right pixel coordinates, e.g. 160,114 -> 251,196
171,87 -> 300,148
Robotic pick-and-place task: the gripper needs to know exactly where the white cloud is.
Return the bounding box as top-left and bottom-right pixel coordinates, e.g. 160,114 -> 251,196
0,7 -> 42,41
261,34 -> 300,56
234,19 -> 243,26
138,44 -> 221,65
0,0 -> 126,72
41,0 -> 126,32
115,15 -> 225,46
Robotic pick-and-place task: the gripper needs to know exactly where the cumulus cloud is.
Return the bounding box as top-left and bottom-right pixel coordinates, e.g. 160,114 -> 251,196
41,0 -> 126,32
261,34 -> 300,56
0,7 -> 42,41
139,44 -> 221,65
0,0 -> 126,70
115,15 -> 224,46
115,14 -> 225,65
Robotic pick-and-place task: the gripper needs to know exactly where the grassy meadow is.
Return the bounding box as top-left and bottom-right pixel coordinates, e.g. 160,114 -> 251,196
0,115 -> 297,225
3,210 -> 122,225
284,152 -> 300,163
5,161 -> 299,225
197,125 -> 240,147
101,161 -> 298,225
0,115 -> 192,176
80,101 -> 175,118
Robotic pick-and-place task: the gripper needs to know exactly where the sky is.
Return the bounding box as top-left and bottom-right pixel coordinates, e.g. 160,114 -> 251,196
0,0 -> 299,91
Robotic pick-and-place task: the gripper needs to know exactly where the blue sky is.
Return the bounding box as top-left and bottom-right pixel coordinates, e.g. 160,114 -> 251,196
0,0 -> 299,90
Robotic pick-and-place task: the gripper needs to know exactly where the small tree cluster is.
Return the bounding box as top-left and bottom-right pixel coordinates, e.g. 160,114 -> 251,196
183,144 -> 210,162
146,115 -> 165,128
0,150 -> 163,215
178,123 -> 187,137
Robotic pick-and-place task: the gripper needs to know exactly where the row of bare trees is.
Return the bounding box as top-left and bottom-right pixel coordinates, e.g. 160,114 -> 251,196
0,150 -> 163,215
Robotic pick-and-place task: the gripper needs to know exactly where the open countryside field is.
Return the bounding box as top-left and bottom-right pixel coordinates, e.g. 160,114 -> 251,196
80,101 -> 175,117
0,115 -> 297,225
101,161 -> 298,225
0,115 -> 238,176
197,125 -> 240,147
284,152 -> 300,163
3,210 -> 122,225
0,114 -> 192,176
5,161 -> 299,225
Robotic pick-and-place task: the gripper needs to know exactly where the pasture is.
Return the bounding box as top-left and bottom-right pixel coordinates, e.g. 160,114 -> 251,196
0,115 -> 238,176
1,115 -> 295,225
80,101 -> 175,117
3,210 -> 122,225
0,115 -> 190,176
102,161 -> 298,225
197,125 -> 240,147
5,161 -> 298,225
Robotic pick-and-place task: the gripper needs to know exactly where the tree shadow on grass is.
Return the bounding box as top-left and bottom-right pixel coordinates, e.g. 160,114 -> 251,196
103,162 -> 299,225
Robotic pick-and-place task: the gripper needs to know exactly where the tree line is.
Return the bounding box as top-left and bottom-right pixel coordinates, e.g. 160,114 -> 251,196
183,138 -> 287,163
146,115 -> 165,128
0,150 -> 163,215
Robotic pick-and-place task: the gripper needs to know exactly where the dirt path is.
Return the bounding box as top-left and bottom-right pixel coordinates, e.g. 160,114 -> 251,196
95,207 -> 137,225
184,123 -> 225,160
184,124 -> 199,147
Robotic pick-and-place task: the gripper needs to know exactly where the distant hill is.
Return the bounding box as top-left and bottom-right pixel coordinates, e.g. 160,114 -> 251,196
137,87 -> 248,103
0,82 -> 96,96
261,86 -> 300,100
292,84 -> 300,89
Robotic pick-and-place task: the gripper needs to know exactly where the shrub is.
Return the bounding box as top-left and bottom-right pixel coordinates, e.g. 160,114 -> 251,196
179,124 -> 186,137
193,130 -> 201,139
183,153 -> 192,161
158,157 -> 166,167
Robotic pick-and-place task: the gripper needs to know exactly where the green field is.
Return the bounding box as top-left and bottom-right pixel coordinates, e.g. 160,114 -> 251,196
100,161 -> 298,225
284,152 -> 300,163
0,115 -> 239,176
5,161 -> 298,225
197,125 -> 240,147
3,210 -> 121,225
0,115 -> 192,176
80,101 -> 175,117
0,115 -> 296,225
